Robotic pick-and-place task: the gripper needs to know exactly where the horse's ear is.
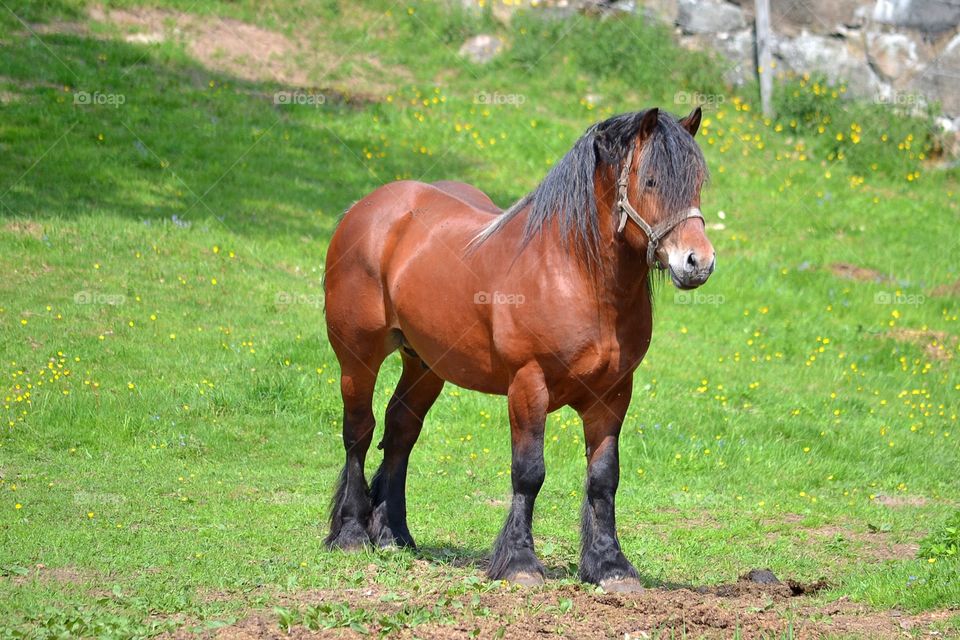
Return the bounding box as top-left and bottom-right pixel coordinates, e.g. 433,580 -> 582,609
593,124 -> 618,165
638,108 -> 659,140
680,106 -> 702,137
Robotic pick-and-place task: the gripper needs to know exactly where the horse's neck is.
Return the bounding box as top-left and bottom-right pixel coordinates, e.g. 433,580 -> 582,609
594,192 -> 653,312
487,192 -> 652,314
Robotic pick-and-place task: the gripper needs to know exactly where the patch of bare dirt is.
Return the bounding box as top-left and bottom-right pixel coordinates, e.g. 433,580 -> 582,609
762,518 -> 922,564
4,564 -> 93,586
806,525 -> 920,563
160,577 -> 956,639
778,513 -> 806,523
28,20 -> 90,36
883,328 -> 957,361
761,513 -> 807,527
2,221 -> 44,239
80,6 -> 408,97
0,75 -> 63,91
97,6 -> 308,85
829,262 -> 890,283
0,75 -> 64,104
870,542 -> 921,562
644,513 -> 724,542
932,278 -> 960,298
874,494 -> 929,508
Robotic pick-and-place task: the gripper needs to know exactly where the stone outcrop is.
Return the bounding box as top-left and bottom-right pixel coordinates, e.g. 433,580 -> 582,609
455,0 -> 960,127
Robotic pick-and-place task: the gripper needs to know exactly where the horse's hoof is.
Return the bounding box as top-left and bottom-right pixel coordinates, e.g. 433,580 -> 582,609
369,527 -> 416,550
327,537 -> 369,551
599,577 -> 644,593
508,571 -> 545,587
376,539 -> 416,552
325,523 -> 371,551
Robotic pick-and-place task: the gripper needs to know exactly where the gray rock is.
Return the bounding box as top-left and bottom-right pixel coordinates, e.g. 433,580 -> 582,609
911,33 -> 960,115
579,0 -> 637,15
769,0 -> 869,33
866,31 -> 922,81
743,568 -> 781,584
678,24 -> 755,85
458,34 -> 504,64
775,32 -> 884,97
720,0 -> 869,33
871,0 -> 960,35
719,28 -> 756,84
470,0 -> 636,22
936,114 -> 960,133
935,116 -> 960,157
677,0 -> 746,34
638,0 -> 678,23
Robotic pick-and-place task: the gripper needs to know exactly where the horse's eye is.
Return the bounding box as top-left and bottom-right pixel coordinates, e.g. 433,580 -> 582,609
645,178 -> 657,189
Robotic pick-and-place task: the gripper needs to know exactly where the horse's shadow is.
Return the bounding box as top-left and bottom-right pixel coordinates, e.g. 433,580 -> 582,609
414,545 -> 493,570
413,545 -> 590,582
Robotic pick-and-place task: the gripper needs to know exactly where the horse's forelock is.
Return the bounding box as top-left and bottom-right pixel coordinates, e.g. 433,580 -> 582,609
636,113 -> 709,219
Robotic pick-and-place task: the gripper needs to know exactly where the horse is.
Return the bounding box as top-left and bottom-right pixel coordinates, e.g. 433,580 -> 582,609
322,106 -> 715,592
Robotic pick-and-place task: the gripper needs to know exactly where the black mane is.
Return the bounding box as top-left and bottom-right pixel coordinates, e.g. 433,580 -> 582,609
472,110 -> 707,271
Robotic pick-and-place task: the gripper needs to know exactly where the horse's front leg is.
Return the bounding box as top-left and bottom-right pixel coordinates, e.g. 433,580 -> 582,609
576,380 -> 642,592
487,364 -> 548,585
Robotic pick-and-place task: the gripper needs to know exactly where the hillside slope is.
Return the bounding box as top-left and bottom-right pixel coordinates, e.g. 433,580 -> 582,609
1,1 -> 958,637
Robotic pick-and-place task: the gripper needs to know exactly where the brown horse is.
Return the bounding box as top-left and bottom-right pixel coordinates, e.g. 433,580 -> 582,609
323,107 -> 715,592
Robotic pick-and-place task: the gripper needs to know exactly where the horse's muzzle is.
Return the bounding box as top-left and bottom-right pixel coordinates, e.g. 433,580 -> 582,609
669,252 -> 715,289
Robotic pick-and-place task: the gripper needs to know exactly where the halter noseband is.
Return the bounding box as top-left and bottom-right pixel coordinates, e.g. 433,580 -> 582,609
616,147 -> 704,269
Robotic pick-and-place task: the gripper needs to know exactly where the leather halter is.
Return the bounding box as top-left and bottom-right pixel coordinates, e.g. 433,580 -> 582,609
616,147 -> 705,269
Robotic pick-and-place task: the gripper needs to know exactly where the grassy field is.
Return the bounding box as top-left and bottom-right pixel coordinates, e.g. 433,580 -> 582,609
1,0 -> 959,637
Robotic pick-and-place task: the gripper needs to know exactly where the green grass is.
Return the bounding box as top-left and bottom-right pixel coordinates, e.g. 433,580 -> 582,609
1,0 -> 959,637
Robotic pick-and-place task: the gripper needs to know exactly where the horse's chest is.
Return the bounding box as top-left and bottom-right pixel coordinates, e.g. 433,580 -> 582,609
562,336 -> 651,390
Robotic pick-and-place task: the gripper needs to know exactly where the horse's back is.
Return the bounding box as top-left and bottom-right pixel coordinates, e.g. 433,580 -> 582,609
431,180 -> 501,215
325,179 -> 499,321
331,180 -> 496,243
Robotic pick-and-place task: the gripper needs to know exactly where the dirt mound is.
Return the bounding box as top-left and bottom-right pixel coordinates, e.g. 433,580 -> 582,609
162,576 -> 955,639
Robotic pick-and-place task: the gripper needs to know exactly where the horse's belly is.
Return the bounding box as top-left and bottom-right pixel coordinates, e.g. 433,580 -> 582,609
396,318 -> 508,395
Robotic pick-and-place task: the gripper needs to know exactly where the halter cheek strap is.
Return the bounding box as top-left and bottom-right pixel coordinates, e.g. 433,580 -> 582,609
616,148 -> 705,269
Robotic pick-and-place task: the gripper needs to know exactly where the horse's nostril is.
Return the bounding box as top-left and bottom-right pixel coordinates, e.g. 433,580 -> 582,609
686,252 -> 698,269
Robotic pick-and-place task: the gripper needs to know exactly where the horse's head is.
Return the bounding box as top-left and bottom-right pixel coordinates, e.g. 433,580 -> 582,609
599,107 -> 715,290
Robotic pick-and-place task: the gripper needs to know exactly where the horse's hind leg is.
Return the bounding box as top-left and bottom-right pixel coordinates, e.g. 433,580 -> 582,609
325,338 -> 389,550
369,351 -> 444,548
